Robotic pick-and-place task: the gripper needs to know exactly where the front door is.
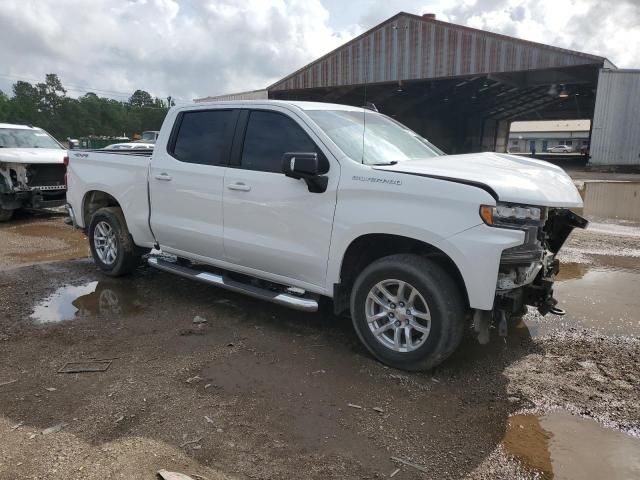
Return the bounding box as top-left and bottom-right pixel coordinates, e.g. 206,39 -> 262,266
222,108 -> 338,289
149,108 -> 238,260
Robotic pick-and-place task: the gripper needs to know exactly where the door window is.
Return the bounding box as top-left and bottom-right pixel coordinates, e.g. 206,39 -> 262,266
170,110 -> 236,165
240,110 -> 325,173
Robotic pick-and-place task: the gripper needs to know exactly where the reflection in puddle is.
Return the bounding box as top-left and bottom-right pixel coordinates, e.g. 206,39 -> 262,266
554,262 -> 589,282
525,257 -> 640,337
30,281 -> 144,324
504,411 -> 640,479
553,265 -> 640,336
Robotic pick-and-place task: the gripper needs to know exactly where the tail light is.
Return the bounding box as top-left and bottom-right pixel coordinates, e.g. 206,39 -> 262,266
63,155 -> 69,191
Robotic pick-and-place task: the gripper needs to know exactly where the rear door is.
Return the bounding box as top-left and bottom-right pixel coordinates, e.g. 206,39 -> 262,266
222,108 -> 338,289
149,108 -> 238,260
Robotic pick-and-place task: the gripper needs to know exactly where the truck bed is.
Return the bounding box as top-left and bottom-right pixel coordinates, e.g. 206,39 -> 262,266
66,149 -> 156,247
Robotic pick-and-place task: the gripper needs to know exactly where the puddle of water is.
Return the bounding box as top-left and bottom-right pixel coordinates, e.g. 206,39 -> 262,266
553,265 -> 640,336
575,181 -> 640,223
504,411 -> 640,479
525,255 -> 640,337
30,281 -> 144,324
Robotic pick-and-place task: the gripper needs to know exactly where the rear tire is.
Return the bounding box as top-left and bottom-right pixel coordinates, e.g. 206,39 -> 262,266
350,254 -> 466,371
88,207 -> 142,276
0,208 -> 14,222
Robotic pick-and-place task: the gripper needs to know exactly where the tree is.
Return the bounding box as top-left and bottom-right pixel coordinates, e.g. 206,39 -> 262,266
128,89 -> 153,107
34,74 -> 67,133
37,73 -> 66,114
0,90 -> 9,122
1,75 -> 169,140
11,81 -> 40,125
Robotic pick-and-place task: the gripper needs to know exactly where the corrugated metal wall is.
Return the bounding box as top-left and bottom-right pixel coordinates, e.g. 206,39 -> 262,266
590,69 -> 640,166
193,89 -> 268,103
583,182 -> 640,221
270,13 -> 604,91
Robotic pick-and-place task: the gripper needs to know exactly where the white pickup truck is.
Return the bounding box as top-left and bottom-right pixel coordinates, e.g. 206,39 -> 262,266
66,100 -> 586,370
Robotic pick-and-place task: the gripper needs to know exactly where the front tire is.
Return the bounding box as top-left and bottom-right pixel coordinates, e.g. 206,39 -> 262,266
88,207 -> 141,276
350,254 -> 466,371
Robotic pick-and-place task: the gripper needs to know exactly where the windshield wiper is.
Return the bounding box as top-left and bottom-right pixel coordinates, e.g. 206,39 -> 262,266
370,161 -> 398,166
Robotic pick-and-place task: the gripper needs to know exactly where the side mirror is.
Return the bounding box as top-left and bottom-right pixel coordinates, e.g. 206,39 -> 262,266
282,152 -> 320,179
282,152 -> 328,193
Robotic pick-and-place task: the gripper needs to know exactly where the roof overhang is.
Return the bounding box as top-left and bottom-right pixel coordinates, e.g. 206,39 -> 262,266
268,12 -> 609,93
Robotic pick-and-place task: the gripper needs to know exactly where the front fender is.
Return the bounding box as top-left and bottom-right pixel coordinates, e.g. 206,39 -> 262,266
436,224 -> 525,310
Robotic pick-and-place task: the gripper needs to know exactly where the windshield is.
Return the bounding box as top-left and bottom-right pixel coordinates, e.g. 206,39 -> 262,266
0,128 -> 62,149
305,110 -> 444,165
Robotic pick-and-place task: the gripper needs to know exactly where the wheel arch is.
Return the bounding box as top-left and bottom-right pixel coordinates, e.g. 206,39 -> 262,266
82,190 -> 122,229
333,233 -> 470,315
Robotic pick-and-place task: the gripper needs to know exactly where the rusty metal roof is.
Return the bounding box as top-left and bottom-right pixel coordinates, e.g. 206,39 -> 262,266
268,12 -> 607,92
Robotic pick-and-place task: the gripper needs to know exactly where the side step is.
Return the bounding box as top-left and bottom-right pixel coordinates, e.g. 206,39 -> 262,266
147,257 -> 319,312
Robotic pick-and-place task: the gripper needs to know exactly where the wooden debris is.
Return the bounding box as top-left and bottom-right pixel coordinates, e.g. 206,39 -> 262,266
157,470 -> 195,480
179,437 -> 203,448
391,456 -> 429,474
10,421 -> 23,431
58,360 -> 112,373
42,423 -> 67,435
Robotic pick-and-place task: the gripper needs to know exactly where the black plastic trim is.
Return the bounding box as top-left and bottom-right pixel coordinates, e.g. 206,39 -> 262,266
229,109 -> 250,167
378,169 -> 499,201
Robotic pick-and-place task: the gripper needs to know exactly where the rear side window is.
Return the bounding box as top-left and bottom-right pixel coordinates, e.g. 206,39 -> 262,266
241,110 -> 322,173
171,110 -> 236,165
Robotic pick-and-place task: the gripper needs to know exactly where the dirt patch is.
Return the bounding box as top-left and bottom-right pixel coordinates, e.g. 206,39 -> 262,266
0,211 -> 88,270
0,212 -> 639,479
0,260 -> 520,479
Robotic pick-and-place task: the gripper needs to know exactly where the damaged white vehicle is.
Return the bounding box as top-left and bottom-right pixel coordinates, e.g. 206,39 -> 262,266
0,123 -> 67,221
66,101 -> 587,371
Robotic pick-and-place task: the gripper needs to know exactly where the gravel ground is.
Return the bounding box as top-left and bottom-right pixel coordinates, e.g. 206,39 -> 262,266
0,212 -> 638,479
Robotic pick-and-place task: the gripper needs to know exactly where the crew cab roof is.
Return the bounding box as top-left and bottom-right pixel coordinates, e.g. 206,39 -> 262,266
0,123 -> 42,130
180,99 -> 366,113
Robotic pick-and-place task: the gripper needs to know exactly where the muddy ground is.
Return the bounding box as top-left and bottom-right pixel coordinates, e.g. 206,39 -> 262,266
1,193 -> 639,479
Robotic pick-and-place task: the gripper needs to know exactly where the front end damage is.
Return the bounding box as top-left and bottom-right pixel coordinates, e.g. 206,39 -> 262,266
475,208 -> 588,341
0,162 -> 66,212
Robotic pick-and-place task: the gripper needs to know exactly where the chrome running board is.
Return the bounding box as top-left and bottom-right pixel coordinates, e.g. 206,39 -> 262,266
147,256 -> 318,312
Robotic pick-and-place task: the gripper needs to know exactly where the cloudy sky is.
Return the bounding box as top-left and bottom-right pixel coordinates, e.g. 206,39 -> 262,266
0,0 -> 638,103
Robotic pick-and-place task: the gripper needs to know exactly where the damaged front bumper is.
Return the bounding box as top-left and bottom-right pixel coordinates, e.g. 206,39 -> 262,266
0,162 -> 66,210
493,209 -> 588,323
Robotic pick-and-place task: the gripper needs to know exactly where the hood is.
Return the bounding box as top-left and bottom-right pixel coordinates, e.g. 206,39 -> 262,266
0,148 -> 66,165
375,152 -> 583,208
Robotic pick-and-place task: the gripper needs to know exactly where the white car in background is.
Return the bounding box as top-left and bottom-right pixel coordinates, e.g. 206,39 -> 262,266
0,123 -> 67,221
547,145 -> 573,153
104,142 -> 155,151
140,130 -> 160,143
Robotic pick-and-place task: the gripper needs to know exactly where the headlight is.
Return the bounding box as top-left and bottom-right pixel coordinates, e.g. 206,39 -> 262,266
479,203 -> 545,226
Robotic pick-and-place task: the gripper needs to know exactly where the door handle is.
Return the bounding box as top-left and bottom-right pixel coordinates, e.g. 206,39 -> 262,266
155,173 -> 172,181
227,182 -> 251,192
